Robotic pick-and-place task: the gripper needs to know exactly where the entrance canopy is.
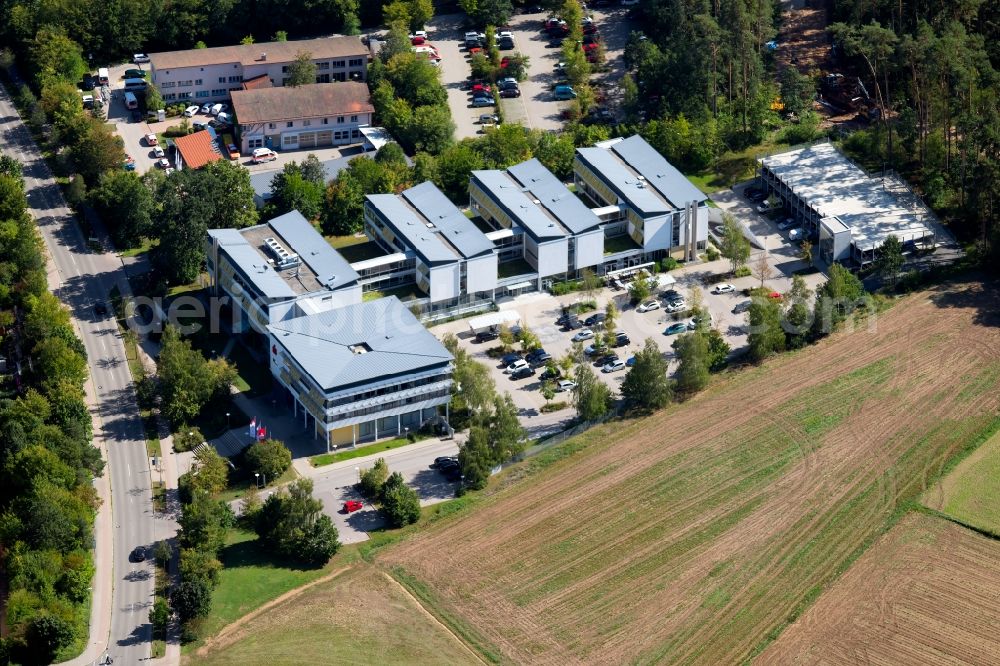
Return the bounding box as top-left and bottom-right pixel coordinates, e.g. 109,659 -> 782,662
467,310 -> 520,333
360,126 -> 393,152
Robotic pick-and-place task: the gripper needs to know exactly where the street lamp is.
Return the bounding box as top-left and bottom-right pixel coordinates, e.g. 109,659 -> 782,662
254,472 -> 260,489
226,412 -> 230,429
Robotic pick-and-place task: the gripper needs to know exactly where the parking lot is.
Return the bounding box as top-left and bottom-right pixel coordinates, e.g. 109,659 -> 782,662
429,5 -> 635,139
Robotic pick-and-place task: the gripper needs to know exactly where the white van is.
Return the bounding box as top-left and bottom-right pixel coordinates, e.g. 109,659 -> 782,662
252,147 -> 278,163
123,78 -> 147,91
124,92 -> 138,110
210,103 -> 224,116
788,228 -> 804,242
97,68 -> 109,86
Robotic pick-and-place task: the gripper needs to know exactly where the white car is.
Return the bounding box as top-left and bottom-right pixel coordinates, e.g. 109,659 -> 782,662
636,300 -> 660,313
210,103 -> 228,116
572,329 -> 595,342
133,53 -> 150,64
252,147 -> 278,163
144,133 -> 157,146
505,359 -> 529,374
556,380 -> 577,392
712,283 -> 735,294
687,313 -> 713,330
183,105 -> 200,117
156,157 -> 170,169
602,359 -> 626,373
153,146 -> 164,158
665,300 -> 687,313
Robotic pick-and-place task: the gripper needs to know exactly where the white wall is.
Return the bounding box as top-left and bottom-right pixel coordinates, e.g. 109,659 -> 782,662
293,285 -> 362,318
573,229 -> 604,270
465,253 -> 498,293
642,213 -> 671,252
429,262 -> 460,302
535,238 -> 569,277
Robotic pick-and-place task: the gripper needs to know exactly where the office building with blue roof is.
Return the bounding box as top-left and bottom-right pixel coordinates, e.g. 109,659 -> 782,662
469,158 -> 604,289
206,209 -> 362,334
574,135 -> 709,263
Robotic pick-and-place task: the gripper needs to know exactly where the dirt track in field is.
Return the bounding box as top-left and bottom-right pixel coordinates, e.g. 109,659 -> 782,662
381,280 -> 1000,665
757,513 -> 1000,665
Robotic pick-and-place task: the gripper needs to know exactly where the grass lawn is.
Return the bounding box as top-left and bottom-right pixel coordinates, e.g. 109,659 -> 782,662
166,275 -> 207,298
310,436 -> 426,468
119,237 -> 157,258
686,134 -> 791,193
191,564 -> 477,665
217,465 -> 299,503
325,233 -> 369,249
362,284 -> 424,303
187,529 -> 339,649
497,257 -> 534,278
924,428 -> 1000,536
603,234 -> 642,255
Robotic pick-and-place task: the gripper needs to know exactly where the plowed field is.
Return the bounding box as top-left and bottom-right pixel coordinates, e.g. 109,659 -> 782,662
758,513 -> 1000,665
381,280 -> 1000,664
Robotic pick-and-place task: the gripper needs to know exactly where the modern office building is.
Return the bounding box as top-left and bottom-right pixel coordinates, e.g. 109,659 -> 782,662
267,296 -> 454,448
149,36 -> 368,104
469,158 -> 604,287
364,182 -> 498,310
758,142 -> 936,265
574,134 -> 708,261
230,81 -> 374,153
206,210 -> 361,334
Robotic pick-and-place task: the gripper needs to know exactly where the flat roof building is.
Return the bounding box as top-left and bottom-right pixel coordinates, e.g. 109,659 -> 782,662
364,182 -> 498,306
469,158 -> 604,281
758,142 -> 936,265
574,135 -> 708,258
231,81 -> 374,153
268,296 -> 453,447
207,210 -> 361,333
150,36 -> 369,105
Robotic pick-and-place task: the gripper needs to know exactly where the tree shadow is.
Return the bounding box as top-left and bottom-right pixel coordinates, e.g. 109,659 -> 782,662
219,535 -> 316,572
116,621 -> 152,647
926,277 -> 1000,329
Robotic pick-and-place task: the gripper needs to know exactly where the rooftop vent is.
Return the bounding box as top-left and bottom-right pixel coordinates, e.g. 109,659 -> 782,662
260,52 -> 267,61
262,236 -> 301,270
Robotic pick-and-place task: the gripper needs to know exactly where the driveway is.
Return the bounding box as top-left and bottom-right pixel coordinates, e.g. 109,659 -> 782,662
429,13 -> 489,140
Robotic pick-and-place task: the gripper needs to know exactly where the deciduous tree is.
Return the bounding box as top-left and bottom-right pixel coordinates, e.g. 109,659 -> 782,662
621,338 -> 672,410
287,51 -> 317,86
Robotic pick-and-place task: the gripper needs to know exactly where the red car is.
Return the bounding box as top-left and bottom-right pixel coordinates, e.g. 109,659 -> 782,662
500,57 -> 510,68
471,83 -> 492,94
411,35 -> 425,45
768,291 -> 783,300
342,500 -> 363,513
468,46 -> 483,56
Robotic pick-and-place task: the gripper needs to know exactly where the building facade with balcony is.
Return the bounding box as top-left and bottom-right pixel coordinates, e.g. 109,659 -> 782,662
469,158 -> 604,289
149,36 -> 368,104
267,296 -> 453,448
206,210 -> 361,334
364,182 -> 498,312
573,135 -> 708,260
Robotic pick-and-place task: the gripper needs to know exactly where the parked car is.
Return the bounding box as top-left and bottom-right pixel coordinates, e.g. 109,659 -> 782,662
563,317 -> 583,330
572,329 -> 595,342
153,146 -> 164,158
252,147 -> 278,163
636,300 -> 659,313
602,359 -> 627,373
476,328 -> 499,342
584,344 -> 609,357
712,283 -> 735,294
144,133 -> 157,146
556,379 -> 577,392
788,227 -> 804,241
687,313 -> 713,330
432,456 -> 457,468
553,85 -> 577,100
478,114 -> 500,126
613,332 -> 630,347
183,105 -> 200,117
156,157 -> 170,169
510,365 -> 536,380
200,102 -> 213,114
498,77 -> 518,89
527,350 -> 552,366
130,546 -> 146,562
665,300 -> 687,313
626,356 -> 637,367
82,74 -> 96,90
500,87 -> 521,98
471,96 -> 495,107
539,366 -> 560,381
124,68 -> 146,79
410,35 -> 425,45
594,353 -> 618,367
129,109 -> 142,122
757,200 -> 780,213
342,500 -> 363,513
123,155 -> 135,171
778,217 -> 796,230
663,289 -> 682,300
133,53 -> 150,63
227,143 -> 240,160
499,353 -> 522,368
584,312 -> 606,327
664,323 -> 688,335
210,103 -> 228,116
732,299 -> 752,314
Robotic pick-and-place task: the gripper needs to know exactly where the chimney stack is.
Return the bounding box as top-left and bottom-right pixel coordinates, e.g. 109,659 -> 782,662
260,52 -> 267,61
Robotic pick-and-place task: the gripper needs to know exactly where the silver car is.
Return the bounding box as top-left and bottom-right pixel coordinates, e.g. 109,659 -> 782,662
572,329 -> 595,342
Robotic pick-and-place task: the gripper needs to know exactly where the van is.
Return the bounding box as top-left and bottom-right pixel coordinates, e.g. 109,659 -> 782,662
788,228 -> 804,242
81,95 -> 94,109
252,147 -> 278,163
97,68 -> 109,86
124,92 -> 138,110
123,78 -> 147,91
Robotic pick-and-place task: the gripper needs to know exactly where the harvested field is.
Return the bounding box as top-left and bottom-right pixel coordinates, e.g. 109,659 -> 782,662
757,513 -> 1000,665
923,428 -> 1000,536
381,280 -> 1000,665
189,565 -> 480,666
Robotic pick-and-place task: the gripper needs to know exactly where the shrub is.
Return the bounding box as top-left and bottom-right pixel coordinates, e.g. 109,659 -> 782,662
659,257 -> 679,272
244,439 -> 292,481
358,458 -> 389,498
734,266 -> 752,278
705,246 -> 720,261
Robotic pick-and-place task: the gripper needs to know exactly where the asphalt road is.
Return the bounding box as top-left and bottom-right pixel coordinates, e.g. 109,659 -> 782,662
0,82 -> 154,663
